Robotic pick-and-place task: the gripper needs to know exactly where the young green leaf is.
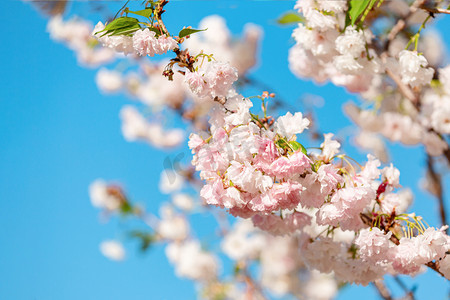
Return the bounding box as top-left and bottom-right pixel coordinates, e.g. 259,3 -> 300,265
127,8 -> 153,18
289,141 -> 308,155
145,26 -> 161,36
96,17 -> 141,37
348,0 -> 370,26
120,202 -> 133,215
178,28 -> 207,39
276,11 -> 304,25
104,16 -> 140,32
129,231 -> 155,252
109,24 -> 142,36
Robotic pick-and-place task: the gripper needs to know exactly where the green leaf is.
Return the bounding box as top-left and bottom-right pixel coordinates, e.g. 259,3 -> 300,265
108,24 -> 141,36
250,112 -> 263,125
348,0 -> 370,26
105,16 -> 140,31
129,231 -> 155,252
178,28 -> 207,39
289,141 -> 301,151
344,10 -> 352,28
233,263 -> 241,275
120,201 -> 133,215
127,8 -> 153,18
276,11 -> 304,25
289,141 -> 308,155
145,26 -> 161,36
95,16 -> 140,37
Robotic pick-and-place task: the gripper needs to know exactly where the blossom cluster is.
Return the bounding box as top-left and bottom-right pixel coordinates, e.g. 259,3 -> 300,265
189,87 -> 450,283
48,16 -> 115,66
132,28 -> 178,56
288,0 -> 449,159
191,94 -> 377,227
185,60 -> 238,99
48,14 -> 261,149
93,23 -> 178,56
49,0 -> 450,297
90,176 -> 343,299
89,16 -> 260,147
120,105 -> 184,148
89,178 -> 221,282
222,219 -> 337,298
289,1 -> 434,92
183,15 -> 262,76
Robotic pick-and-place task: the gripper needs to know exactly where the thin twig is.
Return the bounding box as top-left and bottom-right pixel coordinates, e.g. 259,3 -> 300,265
384,0 -> 426,51
388,234 -> 445,277
239,76 -> 293,112
444,147 -> 450,166
422,7 -> 450,15
426,155 -> 448,234
155,0 -> 170,36
394,276 -> 416,300
394,276 -> 408,291
387,19 -> 406,43
426,261 -> 445,277
239,263 -> 268,300
411,0 -> 428,12
360,213 -> 447,278
373,279 -> 393,300
385,68 -> 419,104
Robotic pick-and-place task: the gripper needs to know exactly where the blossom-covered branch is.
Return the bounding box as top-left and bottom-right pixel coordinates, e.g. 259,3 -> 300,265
35,0 -> 450,298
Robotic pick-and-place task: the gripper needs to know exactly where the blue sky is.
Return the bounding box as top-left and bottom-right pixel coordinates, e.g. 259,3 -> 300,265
0,1 -> 449,299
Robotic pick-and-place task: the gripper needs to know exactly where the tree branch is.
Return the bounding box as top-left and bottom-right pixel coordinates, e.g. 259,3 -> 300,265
360,213 -> 447,278
394,276 -> 416,300
444,147 -> 450,166
155,0 -> 170,36
426,155 -> 448,234
384,0 -> 426,49
422,7 -> 450,15
373,279 -> 393,300
385,68 -> 419,105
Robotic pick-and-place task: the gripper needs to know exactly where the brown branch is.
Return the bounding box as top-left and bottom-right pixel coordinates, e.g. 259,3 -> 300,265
238,76 -> 293,112
426,261 -> 445,277
384,0 -> 426,48
410,0 -> 428,12
155,0 -> 170,36
444,147 -> 450,166
393,276 -> 416,300
373,279 -> 393,300
382,1 -> 450,229
360,213 -> 447,278
379,53 -> 419,100
385,68 -> 419,105
426,155 -> 448,234
387,19 -> 406,43
238,263 -> 268,300
422,7 -> 450,15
